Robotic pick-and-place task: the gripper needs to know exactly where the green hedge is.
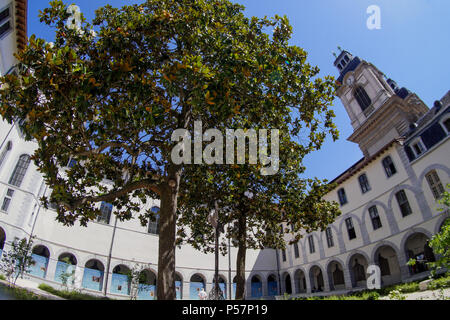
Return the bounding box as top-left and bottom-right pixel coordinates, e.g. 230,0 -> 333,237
38,283 -> 112,300
0,282 -> 47,300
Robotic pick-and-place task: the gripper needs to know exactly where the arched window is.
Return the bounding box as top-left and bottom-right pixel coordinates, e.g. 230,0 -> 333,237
0,141 -> 12,168
148,206 -> 160,235
9,154 -> 31,187
354,86 -> 372,111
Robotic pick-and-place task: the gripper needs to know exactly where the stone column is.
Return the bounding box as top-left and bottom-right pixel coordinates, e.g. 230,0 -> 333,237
45,257 -> 58,282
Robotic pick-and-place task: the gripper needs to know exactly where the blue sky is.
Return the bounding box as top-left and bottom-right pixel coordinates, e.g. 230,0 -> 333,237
27,0 -> 450,181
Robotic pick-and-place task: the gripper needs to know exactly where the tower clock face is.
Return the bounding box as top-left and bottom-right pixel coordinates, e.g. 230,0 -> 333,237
346,76 -> 355,86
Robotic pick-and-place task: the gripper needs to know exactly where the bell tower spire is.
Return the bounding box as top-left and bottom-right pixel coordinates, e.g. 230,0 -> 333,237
334,50 -> 429,157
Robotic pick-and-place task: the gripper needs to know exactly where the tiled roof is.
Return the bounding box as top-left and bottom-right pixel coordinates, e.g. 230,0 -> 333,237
15,0 -> 28,51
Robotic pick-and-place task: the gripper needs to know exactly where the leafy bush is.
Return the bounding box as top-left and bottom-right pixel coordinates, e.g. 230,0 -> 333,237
38,283 -> 112,300
428,274 -> 450,290
0,282 -> 46,300
0,274 -> 6,281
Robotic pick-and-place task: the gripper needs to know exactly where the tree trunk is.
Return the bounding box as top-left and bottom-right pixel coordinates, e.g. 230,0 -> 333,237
156,169 -> 181,300
235,214 -> 247,300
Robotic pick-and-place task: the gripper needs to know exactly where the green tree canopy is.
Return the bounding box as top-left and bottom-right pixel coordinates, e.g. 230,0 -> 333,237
1,0 -> 338,299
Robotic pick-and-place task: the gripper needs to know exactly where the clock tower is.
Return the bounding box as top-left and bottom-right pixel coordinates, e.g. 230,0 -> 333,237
334,50 -> 429,157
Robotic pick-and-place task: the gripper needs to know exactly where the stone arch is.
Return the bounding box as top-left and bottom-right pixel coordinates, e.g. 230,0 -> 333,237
190,273 -> 207,300
79,255 -> 107,269
401,230 -> 435,276
57,252 -> 78,265
418,164 -> 450,189
293,268 -> 307,294
54,248 -> 81,266
136,268 -> 157,300
82,258 -> 105,292
387,184 -> 422,214
0,226 -> 6,253
435,213 -> 450,234
267,273 -> 279,296
308,264 -> 325,293
320,224 -> 346,254
29,244 -> 51,279
175,271 -> 183,300
362,200 -> 399,234
325,257 -> 346,291
110,264 -> 131,295
372,242 -> 402,286
249,273 -> 263,298
282,271 -> 293,295
338,213 -> 370,245
347,251 -> 371,288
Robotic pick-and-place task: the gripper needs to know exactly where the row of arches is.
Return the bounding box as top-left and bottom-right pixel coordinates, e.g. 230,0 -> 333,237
0,226 -> 444,299
250,230 -> 441,297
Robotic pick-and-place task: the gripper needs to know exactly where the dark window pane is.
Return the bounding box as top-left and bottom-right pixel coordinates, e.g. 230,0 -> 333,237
395,190 -> 412,217
354,86 -> 372,111
382,156 -> 396,177
0,7 -> 10,24
358,174 -> 371,193
9,155 -> 31,187
0,20 -> 11,37
1,197 -> 11,211
97,202 -> 113,224
338,189 -> 347,206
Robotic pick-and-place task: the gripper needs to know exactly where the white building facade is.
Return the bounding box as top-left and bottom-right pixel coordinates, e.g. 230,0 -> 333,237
0,1 -> 448,300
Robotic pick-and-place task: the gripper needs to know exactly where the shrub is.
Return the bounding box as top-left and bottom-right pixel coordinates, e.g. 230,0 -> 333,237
38,283 -> 112,300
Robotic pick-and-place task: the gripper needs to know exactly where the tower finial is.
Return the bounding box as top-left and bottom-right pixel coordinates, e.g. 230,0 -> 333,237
337,46 -> 343,52
332,51 -> 337,58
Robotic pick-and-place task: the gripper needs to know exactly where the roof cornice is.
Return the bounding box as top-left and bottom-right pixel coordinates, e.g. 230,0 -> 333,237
15,0 -> 28,52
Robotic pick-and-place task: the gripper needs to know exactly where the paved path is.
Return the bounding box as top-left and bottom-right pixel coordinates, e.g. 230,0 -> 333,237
0,278 -> 65,300
381,288 -> 450,300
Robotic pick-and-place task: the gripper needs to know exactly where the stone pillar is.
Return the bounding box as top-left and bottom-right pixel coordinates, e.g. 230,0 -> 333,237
306,270 -> 312,294
343,268 -> 353,290
398,253 -> 411,281
74,266 -> 84,289
182,280 -> 190,300
45,257 -> 58,282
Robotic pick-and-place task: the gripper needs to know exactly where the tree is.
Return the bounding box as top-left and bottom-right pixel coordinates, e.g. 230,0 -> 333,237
427,184 -> 450,275
0,237 -> 35,286
127,262 -> 151,300
407,184 -> 450,277
58,256 -> 76,291
0,0 -> 338,299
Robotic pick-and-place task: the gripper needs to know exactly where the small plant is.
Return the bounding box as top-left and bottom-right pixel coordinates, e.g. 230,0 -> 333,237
127,262 -> 151,300
0,237 -> 35,286
58,257 -> 76,292
388,289 -> 405,300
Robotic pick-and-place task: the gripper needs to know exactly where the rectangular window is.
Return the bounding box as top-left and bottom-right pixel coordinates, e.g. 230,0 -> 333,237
308,235 -> 315,254
337,188 -> 348,206
345,217 -> 356,240
358,174 -> 371,194
325,227 -> 334,248
382,156 -> 397,177
281,249 -> 286,262
369,206 -> 382,230
97,202 -> 113,224
425,170 -> 445,200
293,242 -> 299,259
412,140 -> 425,157
1,188 -> 14,212
0,6 -> 11,38
395,190 -> 412,217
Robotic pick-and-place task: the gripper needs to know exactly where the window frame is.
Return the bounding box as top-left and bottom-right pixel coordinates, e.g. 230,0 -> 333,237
308,235 -> 315,254
395,190 -> 413,217
410,138 -> 426,158
425,170 -> 445,200
148,206 -> 160,235
0,3 -> 13,40
382,156 -> 397,178
354,86 -> 372,112
281,249 -> 287,262
97,202 -> 113,224
358,173 -> 371,194
337,188 -> 348,206
8,154 -> 31,188
345,217 -> 357,240
368,205 -> 382,230
293,242 -> 300,259
0,188 -> 14,212
325,227 -> 334,248
440,115 -> 450,134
